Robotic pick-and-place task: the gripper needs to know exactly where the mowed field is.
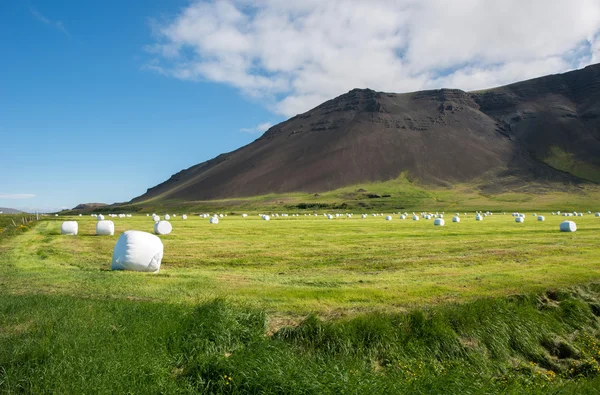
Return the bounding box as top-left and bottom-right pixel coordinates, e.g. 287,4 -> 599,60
3,213 -> 600,316
2,212 -> 600,394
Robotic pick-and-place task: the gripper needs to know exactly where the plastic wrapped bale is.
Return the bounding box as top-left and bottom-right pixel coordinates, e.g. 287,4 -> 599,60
560,221 -> 577,232
413,215 -> 420,221
97,214 -> 105,221
362,214 -> 367,219
538,216 -> 545,222
79,214 -> 82,217
596,212 -> 600,217
164,214 -> 171,221
452,216 -> 460,223
385,216 -> 392,221
61,221 -> 78,235
327,214 -> 333,219
219,214 -> 223,218
515,217 -> 525,223
210,216 -> 219,224
434,218 -> 445,226
400,215 -> 407,220
182,215 -> 188,220
111,231 -> 163,273
96,220 -> 115,236
154,221 -> 172,235
242,214 -> 248,218
476,214 -> 483,221
262,215 -> 270,221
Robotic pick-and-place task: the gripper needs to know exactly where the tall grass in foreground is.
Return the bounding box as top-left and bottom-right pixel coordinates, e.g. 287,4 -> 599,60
1,285 -> 600,394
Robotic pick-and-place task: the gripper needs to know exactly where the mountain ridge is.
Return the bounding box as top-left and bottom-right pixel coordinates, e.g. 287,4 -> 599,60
132,64 -> 600,203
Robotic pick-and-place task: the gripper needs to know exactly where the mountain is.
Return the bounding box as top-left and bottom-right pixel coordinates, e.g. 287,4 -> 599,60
132,64 -> 600,203
70,203 -> 108,212
0,207 -> 23,214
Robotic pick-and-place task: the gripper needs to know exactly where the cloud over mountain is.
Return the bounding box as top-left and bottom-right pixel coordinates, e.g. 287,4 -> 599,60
147,0 -> 600,117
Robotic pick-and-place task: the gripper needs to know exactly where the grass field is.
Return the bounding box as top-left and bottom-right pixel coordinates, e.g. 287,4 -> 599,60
1,212 -> 600,393
76,174 -> 600,215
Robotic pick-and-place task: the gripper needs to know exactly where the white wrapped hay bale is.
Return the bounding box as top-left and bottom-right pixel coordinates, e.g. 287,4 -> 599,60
434,218 -> 445,226
164,214 -> 171,221
385,216 -> 392,221
560,221 -> 577,232
61,221 -> 78,235
515,217 -> 524,223
242,213 -> 248,218
210,216 -> 219,224
538,216 -> 545,222
400,215 -> 406,220
111,231 -> 163,273
79,214 -> 82,217
413,215 -> 420,221
452,216 -> 460,223
362,214 -> 367,219
97,214 -> 105,221
596,212 -> 600,217
476,214 -> 483,221
182,215 -> 188,220
96,220 -> 115,236
154,221 -> 172,235
262,215 -> 270,221
327,214 -> 333,219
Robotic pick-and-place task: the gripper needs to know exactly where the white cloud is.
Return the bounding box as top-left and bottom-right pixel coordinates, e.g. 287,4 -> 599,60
0,193 -> 36,199
29,6 -> 70,37
240,121 -> 274,134
147,0 -> 600,117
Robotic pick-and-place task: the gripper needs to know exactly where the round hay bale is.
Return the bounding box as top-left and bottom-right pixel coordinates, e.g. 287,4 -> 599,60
262,215 -> 270,221
538,216 -> 545,222
111,231 -> 163,272
385,216 -> 392,221
96,220 -> 115,236
97,214 -> 105,221
242,214 -> 248,218
61,221 -> 78,235
515,217 -> 524,223
154,221 -> 172,235
434,218 -> 445,226
400,215 -> 406,220
560,221 -> 577,232
361,214 -> 367,219
210,217 -> 219,224
164,214 -> 171,220
413,215 -> 420,221
182,215 -> 188,220
595,212 -> 600,217
327,214 -> 333,220
452,216 -> 460,223
476,214 -> 483,221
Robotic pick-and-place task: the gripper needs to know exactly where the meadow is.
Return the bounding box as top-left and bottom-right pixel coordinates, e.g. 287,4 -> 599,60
1,212 -> 600,393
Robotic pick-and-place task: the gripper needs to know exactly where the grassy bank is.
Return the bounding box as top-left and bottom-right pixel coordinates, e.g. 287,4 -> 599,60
1,287 -> 600,393
96,175 -> 600,214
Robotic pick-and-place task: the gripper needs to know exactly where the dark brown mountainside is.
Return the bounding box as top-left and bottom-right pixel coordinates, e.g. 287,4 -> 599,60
133,64 -> 600,202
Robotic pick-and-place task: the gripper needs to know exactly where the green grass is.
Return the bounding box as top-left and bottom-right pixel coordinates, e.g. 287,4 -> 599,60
544,146 -> 600,183
3,214 -> 600,315
1,213 -> 600,393
97,173 -> 600,215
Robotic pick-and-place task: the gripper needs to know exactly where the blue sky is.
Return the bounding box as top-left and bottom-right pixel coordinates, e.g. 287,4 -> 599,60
2,0 -> 599,212
1,0 -> 281,212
